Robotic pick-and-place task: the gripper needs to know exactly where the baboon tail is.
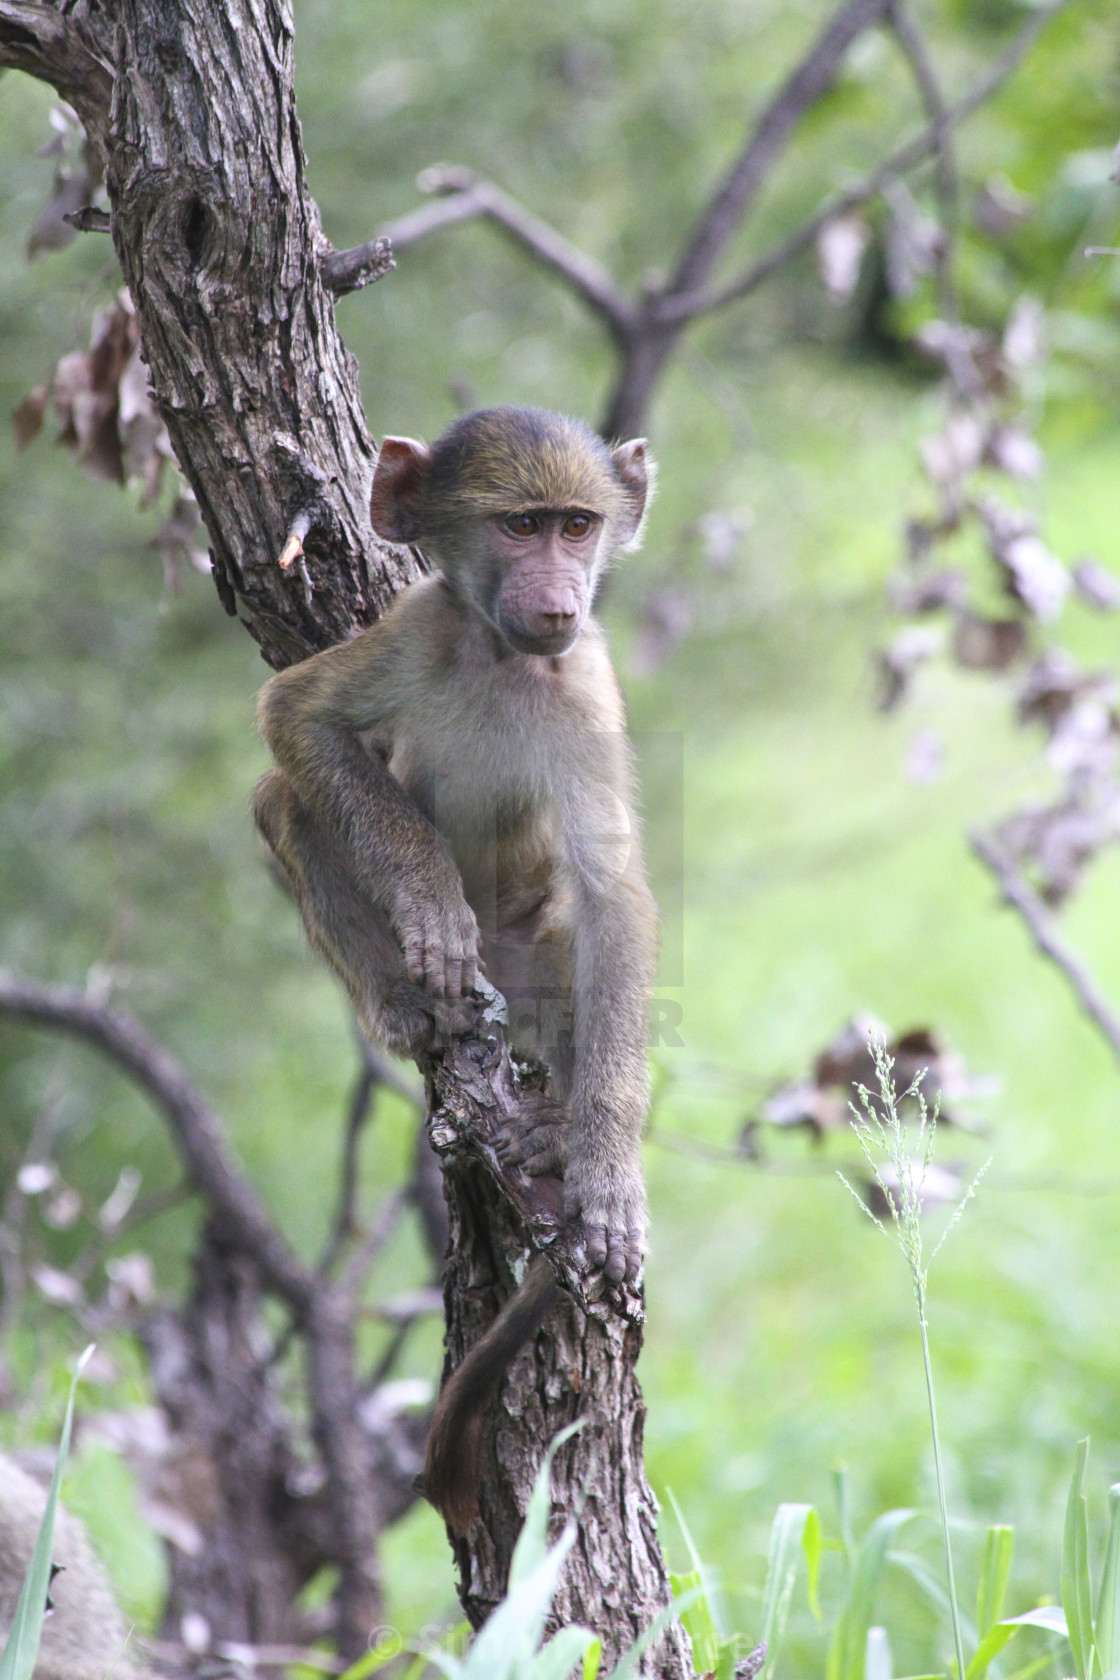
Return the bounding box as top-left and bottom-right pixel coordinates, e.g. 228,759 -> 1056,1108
422,1256 -> 563,1537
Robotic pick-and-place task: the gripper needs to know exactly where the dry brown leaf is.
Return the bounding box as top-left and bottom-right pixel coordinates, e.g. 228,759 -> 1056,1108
12,385 -> 48,451
952,611 -> 1027,672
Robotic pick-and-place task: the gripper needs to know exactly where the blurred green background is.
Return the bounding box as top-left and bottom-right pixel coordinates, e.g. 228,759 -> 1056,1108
1,0 -> 1119,1672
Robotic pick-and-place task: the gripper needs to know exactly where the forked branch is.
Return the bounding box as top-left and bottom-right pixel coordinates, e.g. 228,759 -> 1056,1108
0,970 -> 316,1310
665,0 -> 893,301
658,0 -> 1071,323
373,166 -> 636,337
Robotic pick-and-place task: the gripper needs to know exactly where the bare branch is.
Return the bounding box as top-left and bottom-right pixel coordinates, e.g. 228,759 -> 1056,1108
361,1312 -> 416,1396
321,234 -> 395,295
320,1033 -> 421,1273
0,971 -> 316,1312
970,831 -> 1120,1065
340,1187 -> 406,1302
0,2 -> 112,134
63,205 -> 111,234
657,0 -> 1072,324
666,0 -> 893,301
887,0 -> 959,315
366,166 -> 637,340
320,1042 -> 382,1275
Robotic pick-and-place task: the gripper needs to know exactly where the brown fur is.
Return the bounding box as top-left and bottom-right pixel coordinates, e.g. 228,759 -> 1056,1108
421,1257 -> 563,1536
254,407 -> 658,1532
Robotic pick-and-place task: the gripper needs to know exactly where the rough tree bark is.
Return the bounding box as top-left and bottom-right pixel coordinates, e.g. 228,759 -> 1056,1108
0,1 -> 689,1671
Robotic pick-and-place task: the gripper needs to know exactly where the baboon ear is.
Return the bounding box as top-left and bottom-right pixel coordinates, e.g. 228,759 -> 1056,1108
610,438 -> 657,551
370,436 -> 432,542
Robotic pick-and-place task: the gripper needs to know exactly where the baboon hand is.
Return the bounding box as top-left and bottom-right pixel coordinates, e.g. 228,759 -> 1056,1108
496,1094 -> 570,1178
564,1157 -> 646,1287
378,980 -> 480,1055
391,884 -> 481,999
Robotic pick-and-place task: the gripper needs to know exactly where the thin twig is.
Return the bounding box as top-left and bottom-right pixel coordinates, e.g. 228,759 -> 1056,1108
320,1047 -> 380,1275
62,205 -> 111,233
656,0 -> 1071,324
358,1036 -> 424,1108
340,1187 -> 406,1302
886,0 -> 960,318
648,1124 -> 1120,1197
0,971 -> 316,1312
666,0 -> 892,301
352,167 -> 636,338
361,1313 -> 416,1397
970,831 -> 1120,1065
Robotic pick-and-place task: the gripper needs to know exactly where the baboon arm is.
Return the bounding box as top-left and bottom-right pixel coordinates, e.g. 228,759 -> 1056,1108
561,770 -> 657,1281
256,615 -> 479,995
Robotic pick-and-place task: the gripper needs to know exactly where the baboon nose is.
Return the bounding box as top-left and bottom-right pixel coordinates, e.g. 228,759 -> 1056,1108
538,588 -> 578,630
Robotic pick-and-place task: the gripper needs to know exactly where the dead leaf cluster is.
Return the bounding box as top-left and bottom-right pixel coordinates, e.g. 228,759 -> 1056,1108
880,293 -> 1120,905
747,1015 -> 990,1145
739,1017 -> 993,1218
13,289 -> 173,496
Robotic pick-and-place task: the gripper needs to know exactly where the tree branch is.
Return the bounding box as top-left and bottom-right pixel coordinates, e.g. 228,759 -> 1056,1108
665,0 -> 892,301
0,1 -> 113,134
364,166 -> 637,340
321,234 -> 395,295
970,831 -> 1120,1065
886,0 -> 959,316
319,1039 -> 385,1276
0,971 -> 316,1313
655,0 -> 1071,324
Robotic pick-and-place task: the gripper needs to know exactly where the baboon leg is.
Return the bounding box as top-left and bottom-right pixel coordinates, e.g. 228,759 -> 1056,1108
253,769 -> 477,1053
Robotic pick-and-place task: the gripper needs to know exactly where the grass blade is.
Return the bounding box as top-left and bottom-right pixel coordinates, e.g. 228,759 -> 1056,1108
1096,1487 -> 1120,1677
509,1419 -> 583,1591
670,1569 -> 719,1674
668,1488 -> 729,1642
468,1525 -> 577,1679
0,1345 -> 94,1680
532,1625 -> 599,1680
341,1650 -> 423,1679
976,1526 -> 1014,1640
965,1607 -> 1067,1680
604,1587 -> 700,1680
828,1510 -> 916,1680
804,1507 -> 823,1624
761,1503 -> 815,1678
1063,1439 -> 1095,1680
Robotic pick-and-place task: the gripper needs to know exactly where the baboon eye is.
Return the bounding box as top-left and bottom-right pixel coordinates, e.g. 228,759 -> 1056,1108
504,513 -> 540,538
562,513 -> 593,539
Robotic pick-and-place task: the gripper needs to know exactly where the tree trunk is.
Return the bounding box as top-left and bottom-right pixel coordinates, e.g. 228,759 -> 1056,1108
0,2 -> 690,1670
441,1159 -> 689,1672
145,1227 -> 329,1651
